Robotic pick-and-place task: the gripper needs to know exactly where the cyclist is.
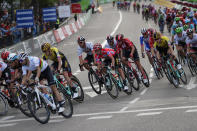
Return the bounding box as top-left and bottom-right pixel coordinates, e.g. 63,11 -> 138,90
116,34 -> 148,83
77,36 -> 96,71
174,27 -> 187,61
93,43 -> 129,91
153,32 -> 181,70
1,51 -> 10,63
18,53 -> 65,113
186,29 -> 197,64
105,35 -> 117,50
41,43 -> 78,98
140,28 -> 155,66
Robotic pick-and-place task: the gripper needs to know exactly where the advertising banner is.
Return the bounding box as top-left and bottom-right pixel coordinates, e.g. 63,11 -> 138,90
43,7 -> 57,22
16,9 -> 34,28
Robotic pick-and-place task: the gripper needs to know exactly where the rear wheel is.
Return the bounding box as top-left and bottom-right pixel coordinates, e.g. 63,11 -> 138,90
71,77 -> 84,102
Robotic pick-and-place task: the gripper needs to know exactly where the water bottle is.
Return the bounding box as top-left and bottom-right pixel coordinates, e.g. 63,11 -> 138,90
44,94 -> 51,102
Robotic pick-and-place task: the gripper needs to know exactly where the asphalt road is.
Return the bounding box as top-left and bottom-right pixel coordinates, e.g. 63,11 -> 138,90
1,2 -> 197,131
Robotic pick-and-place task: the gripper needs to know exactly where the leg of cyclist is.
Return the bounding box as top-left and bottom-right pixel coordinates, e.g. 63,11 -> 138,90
146,51 -> 154,66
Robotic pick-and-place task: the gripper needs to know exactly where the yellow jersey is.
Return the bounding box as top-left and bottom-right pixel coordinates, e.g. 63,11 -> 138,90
42,47 -> 65,62
154,36 -> 169,49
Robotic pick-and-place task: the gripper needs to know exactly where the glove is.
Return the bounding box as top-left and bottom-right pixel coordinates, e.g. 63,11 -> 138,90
35,77 -> 39,83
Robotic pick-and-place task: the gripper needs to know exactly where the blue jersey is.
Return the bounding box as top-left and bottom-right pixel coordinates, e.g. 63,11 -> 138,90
140,35 -> 151,51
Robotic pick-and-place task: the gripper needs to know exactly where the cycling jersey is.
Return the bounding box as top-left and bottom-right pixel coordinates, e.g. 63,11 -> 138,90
174,31 -> 187,45
42,47 -> 65,62
95,48 -> 116,62
154,36 -> 170,49
104,40 -> 118,50
22,56 -> 48,75
186,34 -> 197,47
140,35 -> 154,51
117,38 -> 135,51
77,42 -> 94,56
0,61 -> 7,72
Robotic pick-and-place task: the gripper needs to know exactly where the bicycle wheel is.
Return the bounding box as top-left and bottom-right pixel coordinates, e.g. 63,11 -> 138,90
27,92 -> 50,124
88,70 -> 102,94
0,94 -> 8,116
16,90 -> 32,117
153,61 -> 161,79
71,77 -> 84,102
123,73 -> 133,95
141,67 -> 150,87
162,64 -> 173,83
58,88 -> 73,118
166,64 -> 180,88
104,75 -> 119,99
187,57 -> 196,76
179,68 -> 187,85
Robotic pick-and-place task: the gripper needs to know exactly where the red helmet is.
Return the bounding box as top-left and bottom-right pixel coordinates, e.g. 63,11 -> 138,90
93,43 -> 102,51
115,34 -> 124,41
1,51 -> 10,60
148,28 -> 154,36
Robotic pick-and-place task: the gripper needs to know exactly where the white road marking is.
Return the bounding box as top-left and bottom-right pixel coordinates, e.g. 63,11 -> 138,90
83,85 -> 99,90
120,107 -> 128,112
0,116 -> 15,121
49,119 -> 65,123
149,72 -> 154,78
185,109 -> 197,113
136,112 -> 162,116
73,69 -> 81,75
86,90 -> 107,98
3,105 -> 197,123
129,97 -> 140,104
140,88 -> 148,95
87,115 -> 112,120
186,77 -> 197,90
0,123 -> 17,128
150,79 -> 152,83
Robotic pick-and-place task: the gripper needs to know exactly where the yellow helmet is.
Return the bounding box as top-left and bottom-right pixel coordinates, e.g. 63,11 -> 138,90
41,43 -> 51,52
153,32 -> 161,40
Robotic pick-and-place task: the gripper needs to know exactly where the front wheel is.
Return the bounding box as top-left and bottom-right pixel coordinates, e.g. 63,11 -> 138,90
0,94 -> 8,116
88,70 -> 102,94
71,77 -> 84,102
104,75 -> 119,99
28,92 -> 50,124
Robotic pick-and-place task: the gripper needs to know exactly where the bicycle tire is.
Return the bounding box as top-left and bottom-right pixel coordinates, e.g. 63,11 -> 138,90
0,94 -> 8,116
141,67 -> 150,87
162,64 -> 173,83
17,90 -> 32,117
88,71 -> 102,94
166,64 -> 180,88
58,89 -> 73,118
127,68 -> 140,91
71,77 -> 84,102
27,92 -> 50,124
153,61 -> 161,79
179,68 -> 187,85
104,75 -> 119,99
123,72 -> 133,95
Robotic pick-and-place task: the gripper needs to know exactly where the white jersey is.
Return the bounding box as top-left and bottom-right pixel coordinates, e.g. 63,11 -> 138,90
174,31 -> 187,45
77,42 -> 94,56
22,56 -> 48,75
186,34 -> 197,47
0,61 -> 7,72
104,40 -> 117,50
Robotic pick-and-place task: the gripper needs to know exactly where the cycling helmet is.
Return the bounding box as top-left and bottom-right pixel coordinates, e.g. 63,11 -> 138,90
141,28 -> 147,34
115,34 -> 124,41
1,51 -> 10,60
175,17 -> 180,22
186,29 -> 193,35
185,19 -> 190,24
175,27 -> 183,34
93,43 -> 102,51
183,25 -> 189,30
153,32 -> 161,40
41,43 -> 51,52
78,36 -> 85,42
7,53 -> 18,61
18,53 -> 28,61
106,35 -> 114,42
148,28 -> 154,36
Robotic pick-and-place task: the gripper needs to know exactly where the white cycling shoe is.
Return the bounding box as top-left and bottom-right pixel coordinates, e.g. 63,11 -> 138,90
124,85 -> 129,91
58,107 -> 65,113
177,64 -> 182,70
73,92 -> 79,99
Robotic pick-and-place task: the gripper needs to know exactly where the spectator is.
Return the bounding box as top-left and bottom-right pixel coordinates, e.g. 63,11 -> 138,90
74,14 -> 77,22
55,18 -> 60,29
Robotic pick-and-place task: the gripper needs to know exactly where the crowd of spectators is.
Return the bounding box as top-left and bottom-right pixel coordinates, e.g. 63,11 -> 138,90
0,10 -> 56,49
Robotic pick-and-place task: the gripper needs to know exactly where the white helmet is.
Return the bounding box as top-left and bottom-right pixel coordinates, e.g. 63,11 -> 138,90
7,53 -> 18,61
141,28 -> 147,34
18,53 -> 28,61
